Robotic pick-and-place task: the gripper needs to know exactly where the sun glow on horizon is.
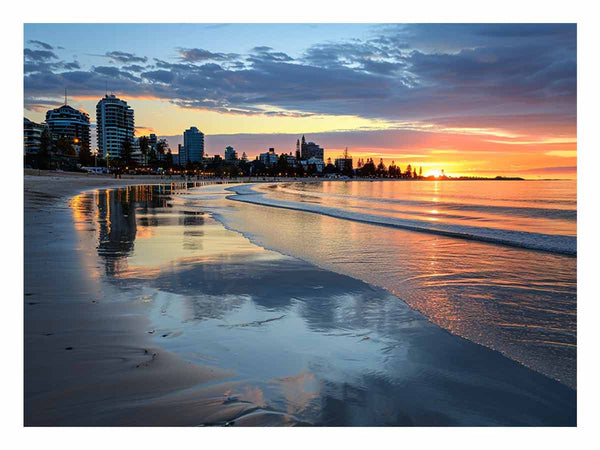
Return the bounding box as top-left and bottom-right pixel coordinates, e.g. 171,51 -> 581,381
426,170 -> 443,178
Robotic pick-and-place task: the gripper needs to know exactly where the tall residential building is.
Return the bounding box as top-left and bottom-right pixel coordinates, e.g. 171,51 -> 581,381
96,95 -> 135,159
178,144 -> 185,166
182,127 -> 204,165
45,105 -> 90,154
300,135 -> 324,160
224,146 -> 237,161
24,117 -> 47,154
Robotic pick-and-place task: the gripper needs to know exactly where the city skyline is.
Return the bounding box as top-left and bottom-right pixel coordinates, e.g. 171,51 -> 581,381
24,23 -> 576,177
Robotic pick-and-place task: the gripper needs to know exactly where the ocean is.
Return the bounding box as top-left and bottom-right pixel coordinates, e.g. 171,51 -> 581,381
185,180 -> 577,388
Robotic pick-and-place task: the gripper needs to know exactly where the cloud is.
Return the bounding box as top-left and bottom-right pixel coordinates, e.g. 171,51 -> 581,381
248,46 -> 293,63
135,125 -> 156,134
24,48 -> 58,61
376,23 -> 576,53
141,69 -> 175,84
93,66 -> 141,81
122,64 -> 146,72
27,40 -> 53,50
24,48 -> 80,74
24,96 -> 64,112
104,50 -> 148,64
178,48 -> 239,62
24,24 -> 576,134
520,166 -> 576,173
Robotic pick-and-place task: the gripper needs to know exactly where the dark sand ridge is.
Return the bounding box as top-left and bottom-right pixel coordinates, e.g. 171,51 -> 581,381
24,173 -> 576,426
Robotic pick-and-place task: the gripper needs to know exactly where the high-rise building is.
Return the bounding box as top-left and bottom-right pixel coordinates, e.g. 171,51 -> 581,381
96,95 -> 135,159
178,144 -> 185,166
224,146 -> 237,161
182,127 -> 204,165
45,105 -> 90,155
300,135 -> 324,160
24,117 -> 47,154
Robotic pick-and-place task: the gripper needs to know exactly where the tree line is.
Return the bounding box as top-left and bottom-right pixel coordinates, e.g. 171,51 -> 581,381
356,158 -> 423,178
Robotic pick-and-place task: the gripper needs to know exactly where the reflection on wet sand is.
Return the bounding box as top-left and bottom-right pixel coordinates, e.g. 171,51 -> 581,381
214,188 -> 577,389
68,185 -> 576,426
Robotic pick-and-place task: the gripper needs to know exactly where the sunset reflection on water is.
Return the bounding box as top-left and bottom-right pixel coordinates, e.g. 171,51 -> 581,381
211,181 -> 577,389
64,183 -> 577,425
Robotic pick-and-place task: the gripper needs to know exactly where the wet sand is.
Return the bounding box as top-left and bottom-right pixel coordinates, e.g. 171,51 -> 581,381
25,174 -> 299,426
24,176 -> 576,426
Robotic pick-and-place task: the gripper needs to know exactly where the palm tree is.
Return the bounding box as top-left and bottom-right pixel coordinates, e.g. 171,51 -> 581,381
139,136 -> 149,167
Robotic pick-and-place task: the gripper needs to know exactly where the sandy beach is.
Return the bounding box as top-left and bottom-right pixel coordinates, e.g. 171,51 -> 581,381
24,171 -> 576,426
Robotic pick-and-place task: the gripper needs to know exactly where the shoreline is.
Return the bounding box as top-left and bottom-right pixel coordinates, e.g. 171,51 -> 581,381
224,184 -> 576,257
24,173 -> 576,426
24,173 -> 289,425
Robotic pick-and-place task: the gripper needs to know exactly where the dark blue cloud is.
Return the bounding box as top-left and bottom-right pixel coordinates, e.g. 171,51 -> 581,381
376,23 -> 575,51
121,64 -> 146,72
27,40 -> 53,50
24,48 -> 58,61
24,47 -> 79,74
24,23 -> 576,126
104,50 -> 148,64
93,66 -> 141,81
248,47 -> 293,63
142,69 -> 175,84
178,48 -> 239,62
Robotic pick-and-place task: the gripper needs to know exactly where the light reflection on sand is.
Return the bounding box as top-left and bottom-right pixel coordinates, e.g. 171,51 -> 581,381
199,182 -> 577,390
66,184 -> 576,426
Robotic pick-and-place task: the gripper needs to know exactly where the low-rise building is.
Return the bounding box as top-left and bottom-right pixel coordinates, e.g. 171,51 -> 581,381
335,157 -> 353,172
303,156 -> 325,173
259,148 -> 278,167
284,152 -> 298,167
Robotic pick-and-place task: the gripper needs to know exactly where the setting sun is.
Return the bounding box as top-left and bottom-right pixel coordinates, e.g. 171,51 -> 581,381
426,170 -> 443,178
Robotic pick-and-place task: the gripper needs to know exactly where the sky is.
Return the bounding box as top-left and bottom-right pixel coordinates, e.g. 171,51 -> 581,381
24,23 -> 576,178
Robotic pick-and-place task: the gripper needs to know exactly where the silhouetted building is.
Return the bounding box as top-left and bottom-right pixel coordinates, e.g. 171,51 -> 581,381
225,145 -> 238,161
335,157 -> 353,172
45,105 -> 91,155
300,135 -> 324,160
149,133 -> 158,151
182,126 -> 204,166
284,152 -> 298,167
96,95 -> 134,159
302,156 -> 325,173
259,147 -> 278,167
335,148 -> 353,173
24,117 -> 47,154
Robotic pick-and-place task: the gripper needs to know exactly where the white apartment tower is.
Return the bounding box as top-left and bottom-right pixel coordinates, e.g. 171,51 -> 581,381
96,95 -> 135,159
